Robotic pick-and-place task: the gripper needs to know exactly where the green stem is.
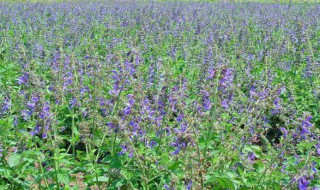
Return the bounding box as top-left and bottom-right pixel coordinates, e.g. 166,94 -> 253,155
72,107 -> 76,158
203,69 -> 221,159
257,143 -> 288,184
38,156 -> 50,189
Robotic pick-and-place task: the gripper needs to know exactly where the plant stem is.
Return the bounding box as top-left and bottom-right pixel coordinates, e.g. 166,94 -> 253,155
72,107 -> 76,158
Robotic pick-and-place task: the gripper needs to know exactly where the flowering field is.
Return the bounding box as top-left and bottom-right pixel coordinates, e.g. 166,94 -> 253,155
0,1 -> 320,190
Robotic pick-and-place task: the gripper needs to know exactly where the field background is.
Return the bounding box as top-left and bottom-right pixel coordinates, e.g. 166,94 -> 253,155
1,0 -> 320,3
1,0 -> 319,189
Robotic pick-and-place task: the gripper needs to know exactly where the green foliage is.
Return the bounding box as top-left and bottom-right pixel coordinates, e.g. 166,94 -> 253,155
0,1 -> 320,190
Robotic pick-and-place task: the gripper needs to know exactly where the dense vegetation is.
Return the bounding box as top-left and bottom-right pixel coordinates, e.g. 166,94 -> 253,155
0,1 -> 320,189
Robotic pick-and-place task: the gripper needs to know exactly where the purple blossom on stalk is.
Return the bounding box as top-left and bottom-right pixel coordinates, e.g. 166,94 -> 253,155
316,144 -> 320,155
107,122 -> 119,133
219,68 -> 233,89
59,126 -> 66,132
124,60 -> 136,75
118,144 -> 133,158
30,125 -> 41,136
206,68 -> 215,79
311,162 -> 317,173
272,97 -> 281,115
80,86 -> 89,96
123,94 -> 135,116
277,86 -> 286,95
247,152 -> 256,163
249,87 -> 257,99
109,70 -> 122,96
17,72 -> 29,85
280,127 -> 288,139
281,164 -> 288,174
298,176 -> 309,190
107,122 -> 116,129
299,116 -> 313,138
27,101 -> 36,110
148,65 -> 155,84
69,97 -> 79,110
40,101 -> 52,128
21,109 -> 32,121
149,140 -> 157,148
176,113 -> 184,122
118,144 -> 128,156
186,179 -> 192,190
13,116 -> 18,126
63,72 -> 73,90
200,90 -> 211,111
221,99 -> 229,109
171,147 -> 181,155
1,97 -> 11,115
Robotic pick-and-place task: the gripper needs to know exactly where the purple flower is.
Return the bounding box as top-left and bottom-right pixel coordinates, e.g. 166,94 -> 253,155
149,140 -> 157,148
164,184 -> 170,190
123,107 -> 131,115
249,87 -> 257,99
80,87 -> 89,95
280,127 -> 288,138
206,68 -> 215,79
281,164 -> 288,173
248,152 -> 256,163
186,179 -> 192,190
220,68 -> 233,88
300,116 -> 313,138
17,72 -> 29,85
30,125 -> 41,136
40,101 -> 52,119
272,98 -> 281,115
127,94 -> 135,105
109,70 -> 121,96
69,97 -> 78,109
316,143 -> 320,155
221,99 -> 229,109
298,176 -> 309,190
107,122 -> 116,129
27,101 -> 36,110
59,126 -> 66,132
128,150 -> 134,158
311,162 -> 317,173
176,113 -> 184,122
21,109 -> 31,121
202,97 -> 212,111
200,90 -> 210,97
171,147 -> 181,155
118,144 -> 128,156
1,97 -> 11,115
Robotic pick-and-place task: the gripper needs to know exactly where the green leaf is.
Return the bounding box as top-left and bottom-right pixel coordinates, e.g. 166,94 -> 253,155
216,177 -> 235,190
57,173 -> 70,185
253,161 -> 265,173
97,176 -> 109,182
168,161 -> 181,170
8,154 -> 21,168
273,182 -> 282,190
0,185 -> 9,190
